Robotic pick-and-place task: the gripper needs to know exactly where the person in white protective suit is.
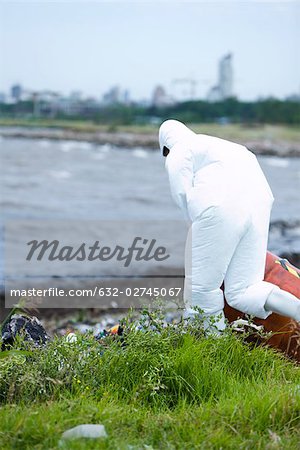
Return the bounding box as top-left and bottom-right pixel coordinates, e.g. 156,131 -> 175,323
159,119 -> 300,332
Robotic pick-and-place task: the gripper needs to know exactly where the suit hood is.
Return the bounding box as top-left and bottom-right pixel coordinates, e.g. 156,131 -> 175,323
158,119 -> 196,153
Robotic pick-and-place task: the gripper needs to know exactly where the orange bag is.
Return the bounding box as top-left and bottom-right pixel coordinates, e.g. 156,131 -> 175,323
224,251 -> 300,362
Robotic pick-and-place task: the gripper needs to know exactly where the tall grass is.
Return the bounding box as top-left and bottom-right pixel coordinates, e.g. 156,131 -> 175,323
0,310 -> 300,448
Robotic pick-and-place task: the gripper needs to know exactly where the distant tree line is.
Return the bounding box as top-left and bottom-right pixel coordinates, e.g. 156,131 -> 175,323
0,97 -> 299,125
151,98 -> 300,125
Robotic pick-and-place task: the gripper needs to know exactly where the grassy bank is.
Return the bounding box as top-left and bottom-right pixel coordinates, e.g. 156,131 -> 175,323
1,312 -> 300,449
0,117 -> 300,144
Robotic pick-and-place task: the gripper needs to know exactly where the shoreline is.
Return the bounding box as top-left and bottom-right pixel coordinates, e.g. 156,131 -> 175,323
1,125 -> 300,156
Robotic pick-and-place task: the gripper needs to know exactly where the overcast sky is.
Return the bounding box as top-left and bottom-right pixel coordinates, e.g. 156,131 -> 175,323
0,1 -> 299,101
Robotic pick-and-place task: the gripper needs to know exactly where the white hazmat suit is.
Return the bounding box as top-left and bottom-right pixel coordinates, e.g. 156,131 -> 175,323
159,120 -> 300,330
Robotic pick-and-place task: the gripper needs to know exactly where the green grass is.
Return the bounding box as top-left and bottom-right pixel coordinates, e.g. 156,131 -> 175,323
0,117 -> 156,134
190,123 -> 300,144
0,311 -> 300,449
0,117 -> 299,143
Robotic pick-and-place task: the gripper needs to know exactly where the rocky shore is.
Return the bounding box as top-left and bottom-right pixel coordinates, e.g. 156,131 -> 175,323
1,125 -> 300,156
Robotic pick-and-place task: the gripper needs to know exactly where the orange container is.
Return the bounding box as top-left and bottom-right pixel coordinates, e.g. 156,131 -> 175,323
224,251 -> 300,362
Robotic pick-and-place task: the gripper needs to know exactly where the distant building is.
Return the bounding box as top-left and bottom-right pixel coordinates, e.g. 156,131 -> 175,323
11,84 -> 22,102
286,93 -> 300,102
102,86 -> 129,105
152,85 -> 175,107
70,91 -> 83,101
207,53 -> 234,102
207,85 -> 221,103
123,89 -> 130,104
219,53 -> 233,99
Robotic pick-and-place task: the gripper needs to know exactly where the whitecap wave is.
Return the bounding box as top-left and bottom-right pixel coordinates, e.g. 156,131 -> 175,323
48,170 -> 71,179
38,139 -> 51,148
98,144 -> 112,153
132,149 -> 148,158
92,153 -> 106,160
77,142 -> 92,150
265,157 -> 290,168
60,141 -> 77,152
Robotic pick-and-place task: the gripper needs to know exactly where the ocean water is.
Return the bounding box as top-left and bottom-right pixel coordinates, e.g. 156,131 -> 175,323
1,137 -> 300,291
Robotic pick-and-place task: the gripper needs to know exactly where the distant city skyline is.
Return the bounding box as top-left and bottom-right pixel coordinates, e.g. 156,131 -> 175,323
0,1 -> 299,101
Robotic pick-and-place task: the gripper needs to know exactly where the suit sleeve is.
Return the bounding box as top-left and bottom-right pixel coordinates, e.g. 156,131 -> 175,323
165,144 -> 193,221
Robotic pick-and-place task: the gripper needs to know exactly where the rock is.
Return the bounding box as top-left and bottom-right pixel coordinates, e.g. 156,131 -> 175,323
61,424 -> 107,440
1,314 -> 49,350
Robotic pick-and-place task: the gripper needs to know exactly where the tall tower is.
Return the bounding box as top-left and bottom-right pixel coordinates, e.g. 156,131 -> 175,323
218,53 -> 233,99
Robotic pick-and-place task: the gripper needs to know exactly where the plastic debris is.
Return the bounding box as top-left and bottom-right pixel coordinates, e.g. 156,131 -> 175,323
231,319 -> 264,334
60,424 -> 107,440
64,332 -> 78,343
1,314 -> 49,350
